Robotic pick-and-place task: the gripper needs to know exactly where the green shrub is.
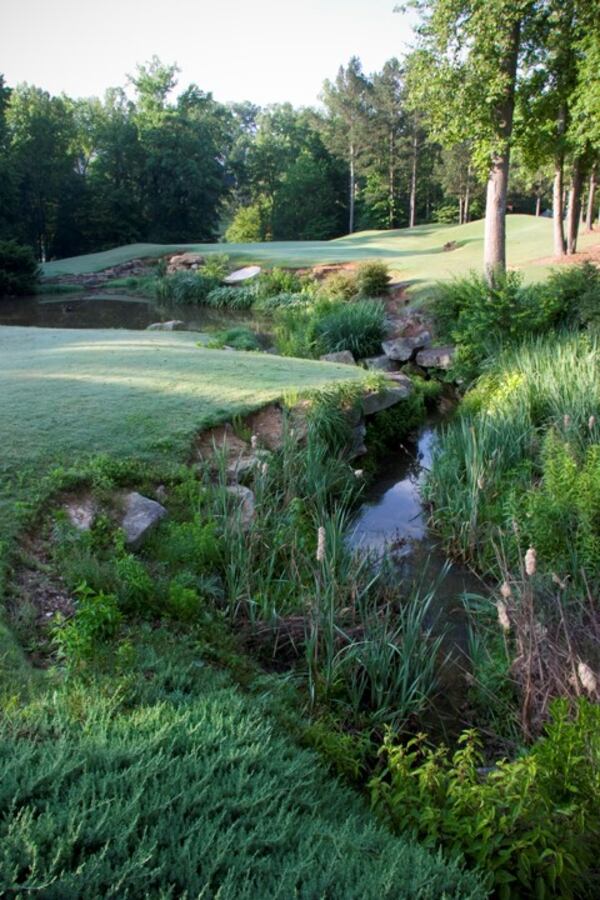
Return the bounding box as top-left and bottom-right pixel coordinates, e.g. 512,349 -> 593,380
154,271 -> 219,304
0,240 -> 39,296
256,267 -> 302,299
371,699 -> 600,899
147,518 -> 221,575
356,260 -> 390,297
433,271 -> 558,378
207,326 -> 262,352
204,285 -> 257,310
51,583 -> 122,666
167,575 -> 202,621
312,299 -> 386,358
542,261 -> 600,332
319,270 -> 358,301
201,253 -> 230,280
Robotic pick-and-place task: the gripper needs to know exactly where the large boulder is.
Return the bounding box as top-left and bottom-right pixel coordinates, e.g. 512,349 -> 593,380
120,492 -> 167,549
223,265 -> 261,284
319,350 -> 357,366
166,252 -> 204,274
361,355 -> 399,372
146,320 -> 186,331
382,330 -> 432,362
416,345 -> 456,370
362,383 -> 412,417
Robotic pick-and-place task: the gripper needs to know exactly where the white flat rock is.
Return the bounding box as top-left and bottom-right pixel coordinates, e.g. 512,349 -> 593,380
223,266 -> 261,284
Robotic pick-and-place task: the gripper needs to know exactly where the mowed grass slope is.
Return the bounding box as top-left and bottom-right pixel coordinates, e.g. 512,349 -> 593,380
0,326 -> 365,576
43,215 -> 600,288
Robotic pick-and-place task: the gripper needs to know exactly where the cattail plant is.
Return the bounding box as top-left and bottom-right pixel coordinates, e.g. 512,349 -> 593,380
316,526 -> 326,563
524,547 -> 537,577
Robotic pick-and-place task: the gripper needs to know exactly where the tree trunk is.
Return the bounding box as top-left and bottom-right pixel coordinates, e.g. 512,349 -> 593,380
553,157 -> 566,258
349,143 -> 355,234
535,195 -> 541,217
566,157 -> 583,254
409,123 -> 418,228
464,165 -> 471,223
483,19 -> 520,284
585,167 -> 596,232
389,129 -> 396,229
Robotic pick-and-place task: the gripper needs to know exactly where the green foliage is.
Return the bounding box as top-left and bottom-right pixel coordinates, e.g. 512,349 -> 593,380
146,518 -> 221,576
225,203 -> 266,242
208,326 -> 262,352
256,267 -> 302,299
0,240 -> 39,296
356,260 -> 390,297
311,299 -> 386,358
433,270 -> 562,378
426,333 -> 600,582
542,262 -> 600,332
166,575 -> 202,621
204,285 -> 257,309
0,635 -> 484,898
154,271 -> 219,303
319,270 -> 359,301
371,700 -> 600,899
253,290 -> 308,313
52,583 -> 122,667
201,253 -> 230,279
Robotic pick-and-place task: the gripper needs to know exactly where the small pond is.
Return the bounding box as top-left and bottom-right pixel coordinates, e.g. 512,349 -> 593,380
0,291 -> 265,334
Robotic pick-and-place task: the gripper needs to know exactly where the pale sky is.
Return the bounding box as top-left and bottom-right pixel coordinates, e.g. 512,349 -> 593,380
1,0 -> 417,107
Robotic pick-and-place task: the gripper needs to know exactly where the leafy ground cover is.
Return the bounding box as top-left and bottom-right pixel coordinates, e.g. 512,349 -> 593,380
0,628 -> 484,898
43,216 -> 600,290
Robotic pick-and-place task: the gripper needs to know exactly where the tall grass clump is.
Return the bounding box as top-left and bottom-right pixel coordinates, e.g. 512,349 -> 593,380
204,285 -> 257,310
154,271 -> 219,304
355,260 -> 390,297
276,299 -> 386,359
426,333 -> 600,583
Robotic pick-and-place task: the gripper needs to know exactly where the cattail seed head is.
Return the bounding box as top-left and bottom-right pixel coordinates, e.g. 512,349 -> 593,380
353,469 -> 364,479
500,581 -> 512,600
589,415 -> 596,431
524,546 -> 537,576
578,661 -> 598,696
552,572 -> 567,590
563,414 -> 571,429
316,526 -> 326,563
251,434 -> 258,450
496,599 -> 511,633
477,475 -> 485,491
261,462 -> 268,477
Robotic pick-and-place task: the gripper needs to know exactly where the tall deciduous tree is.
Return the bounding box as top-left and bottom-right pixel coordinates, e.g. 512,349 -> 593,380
407,1 -> 539,282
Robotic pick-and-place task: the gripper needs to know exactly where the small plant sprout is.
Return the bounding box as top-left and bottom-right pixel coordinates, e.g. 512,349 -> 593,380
524,546 -> 537,576
316,526 -> 326,563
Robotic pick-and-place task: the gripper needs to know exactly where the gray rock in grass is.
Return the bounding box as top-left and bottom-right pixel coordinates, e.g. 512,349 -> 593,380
415,345 -> 456,370
121,492 -> 167,549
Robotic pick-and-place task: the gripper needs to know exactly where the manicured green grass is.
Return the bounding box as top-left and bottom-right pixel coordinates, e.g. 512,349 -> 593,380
43,216 -> 600,292
0,325 -> 365,582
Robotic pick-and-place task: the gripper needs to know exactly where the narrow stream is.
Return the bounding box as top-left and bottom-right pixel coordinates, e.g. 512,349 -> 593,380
349,419 -> 484,653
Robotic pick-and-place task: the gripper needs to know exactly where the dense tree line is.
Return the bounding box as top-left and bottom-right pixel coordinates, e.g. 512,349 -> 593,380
0,4 -> 598,268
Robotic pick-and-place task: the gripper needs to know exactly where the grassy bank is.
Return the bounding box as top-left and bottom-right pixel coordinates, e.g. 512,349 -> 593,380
42,216 -> 600,290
